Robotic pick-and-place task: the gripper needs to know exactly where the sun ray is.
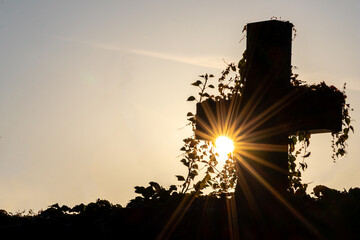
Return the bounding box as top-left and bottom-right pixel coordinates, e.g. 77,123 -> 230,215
209,86 -> 297,148
234,91 -> 296,140
223,95 -> 242,137
234,153 -> 322,238
226,197 -> 240,240
203,100 -> 224,137
236,149 -> 288,174
198,197 -> 216,237
156,194 -> 196,240
234,159 -> 261,217
194,121 -> 216,141
235,124 -> 291,144
237,142 -> 287,153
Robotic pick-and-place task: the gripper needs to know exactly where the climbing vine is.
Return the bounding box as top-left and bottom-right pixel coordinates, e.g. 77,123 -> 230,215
177,53 -> 247,196
176,25 -> 353,197
287,74 -> 354,194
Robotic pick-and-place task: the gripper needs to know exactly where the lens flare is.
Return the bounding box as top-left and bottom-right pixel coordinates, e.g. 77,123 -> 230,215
215,136 -> 234,161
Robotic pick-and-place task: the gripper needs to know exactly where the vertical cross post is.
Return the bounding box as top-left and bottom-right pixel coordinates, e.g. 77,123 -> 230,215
235,20 -> 293,206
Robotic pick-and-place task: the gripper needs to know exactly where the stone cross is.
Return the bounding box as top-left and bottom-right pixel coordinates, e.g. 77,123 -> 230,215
195,20 -> 343,206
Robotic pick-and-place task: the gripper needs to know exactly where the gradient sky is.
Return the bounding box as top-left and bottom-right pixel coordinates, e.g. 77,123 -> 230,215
0,0 -> 359,212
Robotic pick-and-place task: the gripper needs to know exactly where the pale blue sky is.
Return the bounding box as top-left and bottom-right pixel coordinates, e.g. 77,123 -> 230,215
0,0 -> 359,212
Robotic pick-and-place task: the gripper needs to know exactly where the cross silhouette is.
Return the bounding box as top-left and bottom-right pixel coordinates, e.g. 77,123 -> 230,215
195,20 -> 343,205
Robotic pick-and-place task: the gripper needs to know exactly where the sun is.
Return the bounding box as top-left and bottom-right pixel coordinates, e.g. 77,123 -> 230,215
215,136 -> 235,162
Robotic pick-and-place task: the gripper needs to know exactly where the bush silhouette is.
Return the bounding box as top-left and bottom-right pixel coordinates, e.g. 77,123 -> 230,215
0,183 -> 359,239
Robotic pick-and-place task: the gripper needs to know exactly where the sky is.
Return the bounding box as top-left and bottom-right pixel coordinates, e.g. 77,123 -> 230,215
0,0 -> 359,212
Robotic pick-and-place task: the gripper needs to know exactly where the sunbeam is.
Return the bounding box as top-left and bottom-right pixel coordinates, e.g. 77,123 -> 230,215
234,153 -> 322,238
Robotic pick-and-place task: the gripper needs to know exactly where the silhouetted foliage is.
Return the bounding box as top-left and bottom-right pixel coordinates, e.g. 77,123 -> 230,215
0,184 -> 360,239
127,182 -> 179,208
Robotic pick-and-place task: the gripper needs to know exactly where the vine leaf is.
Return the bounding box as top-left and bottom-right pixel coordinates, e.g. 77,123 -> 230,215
176,175 -> 185,181
345,118 -> 351,125
191,80 -> 202,86
187,96 -> 196,101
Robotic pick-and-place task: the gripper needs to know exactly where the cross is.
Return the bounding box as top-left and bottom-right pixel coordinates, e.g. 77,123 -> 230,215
195,20 -> 343,206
